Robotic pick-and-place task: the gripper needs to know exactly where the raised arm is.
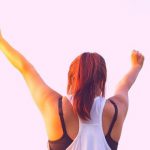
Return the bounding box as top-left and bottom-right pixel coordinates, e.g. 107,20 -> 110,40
112,50 -> 144,118
0,32 -> 61,113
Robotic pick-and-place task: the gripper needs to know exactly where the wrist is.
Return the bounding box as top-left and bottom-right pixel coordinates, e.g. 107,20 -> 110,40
131,64 -> 143,70
131,65 -> 142,74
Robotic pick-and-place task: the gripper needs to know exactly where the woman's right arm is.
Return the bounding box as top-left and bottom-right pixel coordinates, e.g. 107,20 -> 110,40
113,50 -> 144,118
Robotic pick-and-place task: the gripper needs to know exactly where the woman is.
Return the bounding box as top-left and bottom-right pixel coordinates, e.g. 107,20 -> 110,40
0,31 -> 144,150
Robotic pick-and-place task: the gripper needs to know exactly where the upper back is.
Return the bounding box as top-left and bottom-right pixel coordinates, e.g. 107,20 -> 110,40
43,94 -> 124,149
65,95 -> 111,150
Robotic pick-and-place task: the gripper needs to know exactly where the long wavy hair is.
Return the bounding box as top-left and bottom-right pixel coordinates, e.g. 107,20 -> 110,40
67,52 -> 107,120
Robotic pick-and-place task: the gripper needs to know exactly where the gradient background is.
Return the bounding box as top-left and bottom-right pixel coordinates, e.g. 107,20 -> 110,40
0,0 -> 149,149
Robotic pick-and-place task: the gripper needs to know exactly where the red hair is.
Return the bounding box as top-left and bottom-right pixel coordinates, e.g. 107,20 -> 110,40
67,52 -> 107,120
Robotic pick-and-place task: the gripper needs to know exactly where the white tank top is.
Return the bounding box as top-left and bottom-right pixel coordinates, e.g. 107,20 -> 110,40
66,95 -> 111,150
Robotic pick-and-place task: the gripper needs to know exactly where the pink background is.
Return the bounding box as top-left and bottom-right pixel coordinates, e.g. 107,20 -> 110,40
0,0 -> 149,149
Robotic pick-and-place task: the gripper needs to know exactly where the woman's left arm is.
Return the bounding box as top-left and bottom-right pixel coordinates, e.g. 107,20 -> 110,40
0,32 -> 61,113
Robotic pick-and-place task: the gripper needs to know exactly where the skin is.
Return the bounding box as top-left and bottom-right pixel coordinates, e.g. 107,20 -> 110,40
0,31 -> 144,143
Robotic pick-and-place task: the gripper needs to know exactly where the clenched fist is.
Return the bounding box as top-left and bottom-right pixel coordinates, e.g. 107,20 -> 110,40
131,50 -> 144,69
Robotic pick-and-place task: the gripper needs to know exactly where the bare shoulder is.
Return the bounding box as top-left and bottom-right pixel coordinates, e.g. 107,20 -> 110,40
104,95 -> 128,121
43,91 -> 62,113
111,95 -> 129,119
43,94 -> 75,119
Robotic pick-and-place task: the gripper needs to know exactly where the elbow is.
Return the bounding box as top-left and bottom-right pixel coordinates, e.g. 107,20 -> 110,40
20,60 -> 33,74
11,54 -> 30,74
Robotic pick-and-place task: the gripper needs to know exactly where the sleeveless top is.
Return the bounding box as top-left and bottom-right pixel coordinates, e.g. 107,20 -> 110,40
48,95 -> 118,150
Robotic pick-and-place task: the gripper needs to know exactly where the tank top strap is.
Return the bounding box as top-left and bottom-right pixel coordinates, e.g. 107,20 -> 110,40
106,99 -> 118,136
58,97 -> 67,134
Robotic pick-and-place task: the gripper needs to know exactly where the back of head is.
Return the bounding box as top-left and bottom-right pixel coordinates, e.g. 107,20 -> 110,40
67,52 -> 107,121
